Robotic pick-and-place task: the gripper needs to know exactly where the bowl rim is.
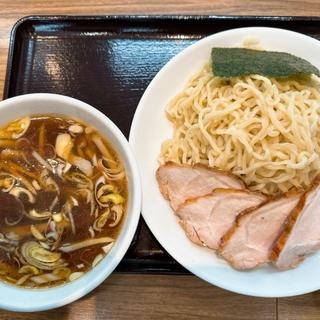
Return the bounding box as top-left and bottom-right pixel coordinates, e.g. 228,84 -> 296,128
0,93 -> 142,311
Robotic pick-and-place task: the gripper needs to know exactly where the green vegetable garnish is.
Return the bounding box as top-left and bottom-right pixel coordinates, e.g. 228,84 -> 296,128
211,48 -> 320,78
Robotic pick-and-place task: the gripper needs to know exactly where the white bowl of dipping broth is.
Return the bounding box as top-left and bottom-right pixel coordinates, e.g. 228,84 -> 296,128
0,93 -> 141,311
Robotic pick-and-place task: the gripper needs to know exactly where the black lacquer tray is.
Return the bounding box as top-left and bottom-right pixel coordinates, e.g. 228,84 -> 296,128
4,15 -> 320,273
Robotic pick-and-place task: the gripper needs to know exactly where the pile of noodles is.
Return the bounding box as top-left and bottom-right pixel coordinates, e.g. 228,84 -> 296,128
159,63 -> 320,195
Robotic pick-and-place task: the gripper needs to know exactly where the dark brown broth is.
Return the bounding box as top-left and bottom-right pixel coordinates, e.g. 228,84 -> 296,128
0,115 -> 127,288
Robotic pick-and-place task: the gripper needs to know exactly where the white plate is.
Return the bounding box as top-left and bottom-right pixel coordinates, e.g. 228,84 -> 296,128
129,27 -> 320,297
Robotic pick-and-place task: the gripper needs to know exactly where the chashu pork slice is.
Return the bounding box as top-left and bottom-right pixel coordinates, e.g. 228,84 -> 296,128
219,193 -> 301,270
156,162 -> 245,211
177,189 -> 267,249
272,178 -> 320,270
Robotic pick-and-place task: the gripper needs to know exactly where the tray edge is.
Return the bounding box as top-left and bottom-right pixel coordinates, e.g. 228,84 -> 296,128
4,14 -> 320,100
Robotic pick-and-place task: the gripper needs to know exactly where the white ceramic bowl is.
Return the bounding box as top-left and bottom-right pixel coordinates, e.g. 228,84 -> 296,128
0,93 -> 141,311
129,27 -> 320,297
